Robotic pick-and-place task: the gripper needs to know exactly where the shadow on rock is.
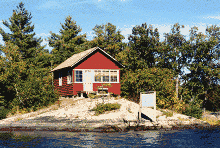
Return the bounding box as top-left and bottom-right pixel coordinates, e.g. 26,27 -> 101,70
31,116 -> 73,124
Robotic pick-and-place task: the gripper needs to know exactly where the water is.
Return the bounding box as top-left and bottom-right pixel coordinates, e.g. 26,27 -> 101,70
0,129 -> 219,148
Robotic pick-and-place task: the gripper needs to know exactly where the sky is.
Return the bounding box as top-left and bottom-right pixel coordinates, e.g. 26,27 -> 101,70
0,0 -> 220,51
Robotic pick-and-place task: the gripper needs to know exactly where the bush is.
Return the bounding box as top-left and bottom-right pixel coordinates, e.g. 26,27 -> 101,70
161,110 -> 173,117
121,68 -> 176,108
92,103 -> 121,115
0,106 -> 9,119
182,101 -> 203,119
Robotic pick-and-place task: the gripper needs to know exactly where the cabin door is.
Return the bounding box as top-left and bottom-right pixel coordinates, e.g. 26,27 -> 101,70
83,70 -> 94,92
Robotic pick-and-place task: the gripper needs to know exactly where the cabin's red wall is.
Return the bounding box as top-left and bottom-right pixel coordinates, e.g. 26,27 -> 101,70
53,69 -> 73,96
72,83 -> 83,95
93,83 -> 121,95
74,52 -> 120,69
54,51 -> 122,96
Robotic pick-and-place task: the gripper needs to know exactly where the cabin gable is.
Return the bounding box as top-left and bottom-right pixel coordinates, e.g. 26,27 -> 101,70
52,47 -> 123,96
74,50 -> 120,69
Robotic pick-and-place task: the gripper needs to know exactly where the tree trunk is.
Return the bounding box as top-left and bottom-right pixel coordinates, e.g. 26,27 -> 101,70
176,77 -> 179,100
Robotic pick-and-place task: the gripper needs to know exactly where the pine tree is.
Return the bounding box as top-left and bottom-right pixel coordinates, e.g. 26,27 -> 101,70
48,16 -> 87,65
126,23 -> 160,71
0,2 -> 44,66
0,2 -> 58,112
90,23 -> 125,58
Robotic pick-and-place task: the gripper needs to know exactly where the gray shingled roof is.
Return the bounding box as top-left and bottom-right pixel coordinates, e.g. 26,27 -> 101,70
51,47 -> 124,72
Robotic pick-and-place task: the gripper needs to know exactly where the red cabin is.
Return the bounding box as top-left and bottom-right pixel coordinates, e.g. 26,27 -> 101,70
51,47 -> 124,96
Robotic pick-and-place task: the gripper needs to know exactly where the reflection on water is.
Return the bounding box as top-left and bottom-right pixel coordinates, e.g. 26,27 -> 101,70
79,133 -> 95,147
0,129 -> 219,147
141,131 -> 160,146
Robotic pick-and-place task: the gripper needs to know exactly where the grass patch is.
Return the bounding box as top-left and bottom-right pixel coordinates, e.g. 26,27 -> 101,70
201,117 -> 220,126
161,110 -> 173,117
92,103 -> 121,116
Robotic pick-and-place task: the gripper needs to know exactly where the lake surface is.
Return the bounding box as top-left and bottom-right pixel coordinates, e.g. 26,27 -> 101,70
0,128 -> 219,148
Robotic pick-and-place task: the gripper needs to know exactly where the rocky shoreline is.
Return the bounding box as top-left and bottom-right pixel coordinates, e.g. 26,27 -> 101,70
0,121 -> 217,133
0,97 -> 217,132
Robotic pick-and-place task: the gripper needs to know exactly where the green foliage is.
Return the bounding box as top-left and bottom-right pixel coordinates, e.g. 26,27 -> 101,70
0,2 -> 59,116
0,106 -> 9,119
127,23 -> 160,70
182,25 -> 219,102
121,68 -> 176,109
159,23 -> 186,76
14,69 -> 59,108
182,100 -> 203,119
92,103 -> 121,116
204,85 -> 220,111
88,93 -> 96,99
0,42 -> 59,111
48,16 -> 87,65
161,110 -> 173,117
0,2 -> 219,118
0,2 -> 44,66
90,22 -> 125,58
0,42 -> 28,106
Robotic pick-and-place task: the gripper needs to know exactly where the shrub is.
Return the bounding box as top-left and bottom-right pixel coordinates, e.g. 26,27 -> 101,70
161,110 -> 173,117
182,100 -> 203,119
0,106 -> 9,119
201,117 -> 220,126
92,103 -> 121,115
121,68 -> 176,108
88,93 -> 97,99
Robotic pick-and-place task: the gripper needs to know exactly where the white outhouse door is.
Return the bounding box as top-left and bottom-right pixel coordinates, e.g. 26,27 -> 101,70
83,70 -> 94,92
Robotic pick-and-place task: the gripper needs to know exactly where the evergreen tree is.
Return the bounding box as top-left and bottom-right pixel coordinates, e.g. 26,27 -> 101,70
0,2 -> 44,66
90,23 -> 125,58
48,16 -> 87,65
126,23 -> 160,71
0,2 -> 58,112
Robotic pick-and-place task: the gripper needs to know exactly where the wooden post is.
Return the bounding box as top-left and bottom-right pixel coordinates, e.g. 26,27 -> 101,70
154,91 -> 156,122
139,92 -> 142,124
176,77 -> 178,100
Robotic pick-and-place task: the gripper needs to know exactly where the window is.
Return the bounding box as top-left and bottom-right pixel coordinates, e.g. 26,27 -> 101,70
110,70 -> 118,82
94,70 -> 118,83
95,70 -> 101,82
103,70 -> 109,82
75,70 -> 82,82
59,72 -> 62,86
67,70 -> 72,84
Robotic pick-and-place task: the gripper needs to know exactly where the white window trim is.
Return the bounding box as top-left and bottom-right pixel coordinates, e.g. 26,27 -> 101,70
59,72 -> 62,86
74,69 -> 83,83
73,69 -> 119,83
109,69 -> 119,83
67,70 -> 72,84
74,69 -> 120,83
